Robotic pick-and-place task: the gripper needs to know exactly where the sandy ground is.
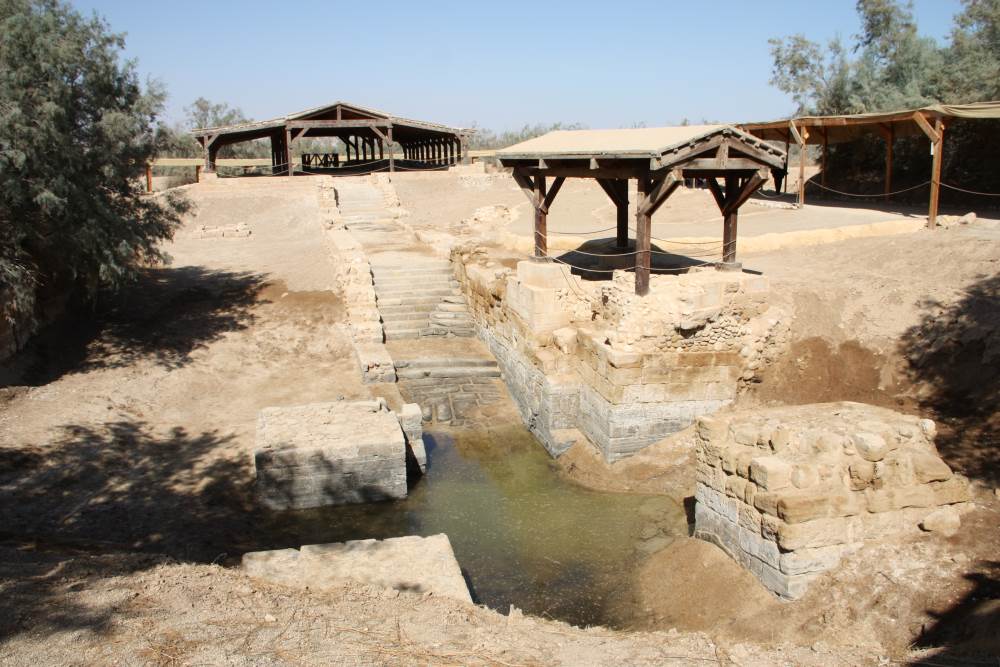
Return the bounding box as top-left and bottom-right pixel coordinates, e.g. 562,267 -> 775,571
1,173 -> 998,664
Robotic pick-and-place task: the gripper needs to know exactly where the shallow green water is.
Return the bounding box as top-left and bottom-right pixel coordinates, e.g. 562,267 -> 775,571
266,424 -> 687,628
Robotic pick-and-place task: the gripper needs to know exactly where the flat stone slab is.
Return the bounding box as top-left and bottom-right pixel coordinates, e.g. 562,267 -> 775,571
255,400 -> 407,510
242,534 -> 472,603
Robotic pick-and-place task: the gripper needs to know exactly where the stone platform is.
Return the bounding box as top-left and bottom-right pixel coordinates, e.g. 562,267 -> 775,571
254,399 -> 425,510
242,534 -> 472,603
693,402 -> 971,599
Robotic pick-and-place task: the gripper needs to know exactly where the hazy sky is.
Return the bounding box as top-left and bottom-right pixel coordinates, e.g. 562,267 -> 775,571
72,0 -> 964,131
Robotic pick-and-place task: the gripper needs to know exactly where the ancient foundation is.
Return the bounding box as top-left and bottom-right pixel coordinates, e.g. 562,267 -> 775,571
242,533 -> 472,603
693,402 -> 971,599
254,399 -> 424,510
455,251 -> 786,461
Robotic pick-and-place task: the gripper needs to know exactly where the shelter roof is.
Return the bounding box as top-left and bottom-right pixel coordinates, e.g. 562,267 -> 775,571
497,124 -> 785,172
191,100 -> 470,138
740,100 -> 1000,144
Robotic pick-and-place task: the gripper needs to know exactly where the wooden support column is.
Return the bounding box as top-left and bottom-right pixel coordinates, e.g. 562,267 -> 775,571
929,118 -> 944,228
723,175 -> 739,264
789,121 -> 808,208
596,178 -> 630,248
635,177 -> 652,296
195,164 -> 201,183
820,129 -> 828,188
880,123 -> 894,200
145,163 -> 152,193
511,169 -> 564,258
913,112 -> 945,227
387,127 -> 395,172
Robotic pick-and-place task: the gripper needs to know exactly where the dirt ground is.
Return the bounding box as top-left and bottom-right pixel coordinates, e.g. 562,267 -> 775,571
1,173 -> 998,664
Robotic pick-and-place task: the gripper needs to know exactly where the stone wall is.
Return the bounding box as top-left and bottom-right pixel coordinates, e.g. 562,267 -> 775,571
254,399 -> 423,510
693,402 -> 971,599
453,247 -> 788,461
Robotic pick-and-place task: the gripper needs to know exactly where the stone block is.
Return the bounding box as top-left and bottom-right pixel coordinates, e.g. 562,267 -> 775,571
397,403 -> 427,474
255,400 -> 408,510
749,456 -> 793,491
242,534 -> 472,603
778,544 -> 845,575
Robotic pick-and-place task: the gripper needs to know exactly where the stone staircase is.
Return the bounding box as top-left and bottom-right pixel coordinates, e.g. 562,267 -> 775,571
371,261 -> 475,340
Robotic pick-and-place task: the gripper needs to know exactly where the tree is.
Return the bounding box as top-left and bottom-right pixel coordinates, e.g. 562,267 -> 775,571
0,0 -> 185,334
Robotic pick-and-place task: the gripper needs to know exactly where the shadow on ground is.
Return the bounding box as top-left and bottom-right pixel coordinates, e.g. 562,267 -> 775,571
3,266 -> 269,386
556,237 -> 709,281
899,272 -> 1000,487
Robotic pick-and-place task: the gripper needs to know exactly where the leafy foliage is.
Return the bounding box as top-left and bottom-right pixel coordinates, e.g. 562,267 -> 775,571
0,0 -> 186,331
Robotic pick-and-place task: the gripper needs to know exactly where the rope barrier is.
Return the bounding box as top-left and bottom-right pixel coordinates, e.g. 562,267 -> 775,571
805,180 -> 930,198
940,182 -> 1000,197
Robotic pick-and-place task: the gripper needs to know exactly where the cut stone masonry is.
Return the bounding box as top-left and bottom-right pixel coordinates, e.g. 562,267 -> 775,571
692,402 -> 971,599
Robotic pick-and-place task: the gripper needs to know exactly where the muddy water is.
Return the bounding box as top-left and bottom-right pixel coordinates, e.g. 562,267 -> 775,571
266,424 -> 688,629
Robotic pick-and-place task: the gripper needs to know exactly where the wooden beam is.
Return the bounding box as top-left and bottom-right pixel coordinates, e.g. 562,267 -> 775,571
796,125 -> 809,208
596,178 -> 626,207
287,119 -> 386,129
722,173 -> 767,217
638,171 -> 682,216
675,158 -> 764,172
820,128 -> 828,187
715,141 -> 729,169
145,163 -> 152,193
387,126 -> 394,173
706,178 -> 726,210
540,176 -> 564,214
912,112 -> 940,143
511,168 -> 536,204
635,177 -> 652,296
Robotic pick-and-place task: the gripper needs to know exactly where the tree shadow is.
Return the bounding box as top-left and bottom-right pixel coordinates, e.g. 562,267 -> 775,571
3,266 -> 269,386
898,272 -> 1000,486
911,560 -> 1000,662
0,418 -> 263,642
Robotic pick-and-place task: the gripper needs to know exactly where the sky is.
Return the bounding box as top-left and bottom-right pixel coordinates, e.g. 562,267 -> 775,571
72,0 -> 965,132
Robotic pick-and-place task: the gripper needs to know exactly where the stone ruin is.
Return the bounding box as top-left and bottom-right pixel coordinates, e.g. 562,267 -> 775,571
693,402 -> 971,599
242,534 -> 472,603
453,252 -> 787,462
254,399 -> 426,510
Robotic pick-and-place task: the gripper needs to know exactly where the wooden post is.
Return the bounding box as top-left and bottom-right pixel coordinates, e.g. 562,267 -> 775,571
145,163 -> 152,193
635,177 -> 651,296
883,124 -> 894,200
723,175 -> 739,264
820,129 -> 828,188
284,129 -> 293,176
387,127 -> 394,173
195,164 -> 201,183
534,174 -> 547,257
928,118 -> 944,228
616,180 -> 629,248
798,128 -> 808,207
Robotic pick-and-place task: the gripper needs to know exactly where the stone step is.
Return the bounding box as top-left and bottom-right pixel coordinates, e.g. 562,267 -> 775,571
376,288 -> 459,298
373,277 -> 454,287
380,315 -> 432,325
384,329 -> 421,340
376,295 -> 450,307
396,358 -> 497,369
396,366 -> 500,379
371,267 -> 452,277
377,306 -> 438,317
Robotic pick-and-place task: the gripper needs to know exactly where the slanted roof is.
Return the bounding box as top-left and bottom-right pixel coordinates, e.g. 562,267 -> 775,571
498,124 -> 785,174
740,100 -> 1000,144
192,100 -> 470,139
496,125 -> 726,158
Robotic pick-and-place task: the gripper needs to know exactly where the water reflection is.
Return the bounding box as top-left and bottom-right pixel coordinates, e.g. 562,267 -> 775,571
262,424 -> 685,628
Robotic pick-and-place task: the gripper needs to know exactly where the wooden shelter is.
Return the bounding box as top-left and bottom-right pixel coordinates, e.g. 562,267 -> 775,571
497,125 -> 786,295
192,101 -> 472,175
739,101 -> 1000,226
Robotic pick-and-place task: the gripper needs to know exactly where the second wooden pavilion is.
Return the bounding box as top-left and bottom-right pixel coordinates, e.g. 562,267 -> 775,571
497,125 -> 786,295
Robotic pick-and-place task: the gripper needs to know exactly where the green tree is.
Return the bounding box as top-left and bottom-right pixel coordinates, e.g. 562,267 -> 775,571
941,0 -> 1000,101
0,0 -> 185,332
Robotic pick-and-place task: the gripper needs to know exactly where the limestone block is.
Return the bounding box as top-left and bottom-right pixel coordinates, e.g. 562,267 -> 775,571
516,259 -> 570,288
397,403 -> 427,474
778,544 -> 846,576
919,506 -> 961,536
353,342 -> 396,384
911,452 -> 954,483
255,401 -> 408,510
242,534 -> 472,603
749,456 -> 794,491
